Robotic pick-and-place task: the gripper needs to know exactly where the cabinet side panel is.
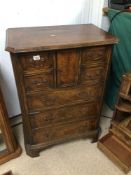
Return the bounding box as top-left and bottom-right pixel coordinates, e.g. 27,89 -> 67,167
10,53 -> 33,145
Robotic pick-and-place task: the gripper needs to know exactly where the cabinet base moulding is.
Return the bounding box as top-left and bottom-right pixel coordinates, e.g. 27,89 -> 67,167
25,129 -> 98,157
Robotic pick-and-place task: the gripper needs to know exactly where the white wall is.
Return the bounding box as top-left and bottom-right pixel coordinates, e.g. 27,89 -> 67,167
101,0 -> 110,31
0,0 -> 104,117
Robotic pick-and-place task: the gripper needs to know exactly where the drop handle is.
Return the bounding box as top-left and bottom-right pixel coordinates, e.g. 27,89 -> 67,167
78,92 -> 90,98
29,111 -> 40,115
87,74 -> 93,78
32,79 -> 48,86
37,80 -> 48,86
45,132 -> 49,138
57,69 -> 62,73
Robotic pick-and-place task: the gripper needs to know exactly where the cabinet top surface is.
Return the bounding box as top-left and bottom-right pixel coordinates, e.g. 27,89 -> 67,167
5,24 -> 118,53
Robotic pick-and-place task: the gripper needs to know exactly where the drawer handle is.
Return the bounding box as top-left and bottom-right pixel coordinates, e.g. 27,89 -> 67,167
41,96 -> 57,106
32,80 -> 48,86
29,111 -> 40,115
43,114 -> 52,121
78,92 -> 89,98
36,81 -> 48,86
46,133 -> 49,138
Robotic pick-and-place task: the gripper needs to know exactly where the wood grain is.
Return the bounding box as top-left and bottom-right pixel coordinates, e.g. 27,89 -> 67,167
5,24 -> 118,53
6,24 -> 117,157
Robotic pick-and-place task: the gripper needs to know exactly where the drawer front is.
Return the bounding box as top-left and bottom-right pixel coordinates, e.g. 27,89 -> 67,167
32,119 -> 97,144
24,71 -> 54,92
30,102 -> 99,129
79,66 -> 105,84
81,46 -> 107,66
120,79 -> 130,96
18,51 -> 54,72
27,85 -> 101,111
111,127 -> 131,147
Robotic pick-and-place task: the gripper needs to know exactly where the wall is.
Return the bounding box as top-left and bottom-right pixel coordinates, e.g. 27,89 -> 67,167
0,0 -> 104,117
101,0 -> 110,31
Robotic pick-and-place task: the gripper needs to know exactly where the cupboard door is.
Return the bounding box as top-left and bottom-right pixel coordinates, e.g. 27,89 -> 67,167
56,49 -> 79,87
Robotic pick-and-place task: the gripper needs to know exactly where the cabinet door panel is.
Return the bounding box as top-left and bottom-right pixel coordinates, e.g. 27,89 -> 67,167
57,49 -> 79,87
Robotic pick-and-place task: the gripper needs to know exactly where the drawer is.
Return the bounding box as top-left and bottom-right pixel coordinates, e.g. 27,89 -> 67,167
27,85 -> 102,111
18,51 -> 54,72
110,127 -> 131,147
79,66 -> 105,84
30,102 -> 99,129
81,46 -> 107,66
32,119 -> 97,144
24,71 -> 54,92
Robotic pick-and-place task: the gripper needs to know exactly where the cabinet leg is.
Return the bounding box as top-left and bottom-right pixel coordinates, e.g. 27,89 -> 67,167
91,127 -> 101,143
25,145 -> 40,158
26,149 -> 40,158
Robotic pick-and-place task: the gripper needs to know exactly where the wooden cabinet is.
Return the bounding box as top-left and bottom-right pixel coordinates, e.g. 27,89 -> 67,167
0,86 -> 21,164
5,24 -> 117,157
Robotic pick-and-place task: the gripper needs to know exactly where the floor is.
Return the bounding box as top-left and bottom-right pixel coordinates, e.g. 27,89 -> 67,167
0,106 -> 130,175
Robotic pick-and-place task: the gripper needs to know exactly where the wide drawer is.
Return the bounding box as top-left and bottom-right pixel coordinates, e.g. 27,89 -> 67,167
30,102 -> 99,129
32,119 -> 97,144
27,85 -> 102,112
18,51 -> 54,73
24,70 -> 54,92
81,46 -> 107,66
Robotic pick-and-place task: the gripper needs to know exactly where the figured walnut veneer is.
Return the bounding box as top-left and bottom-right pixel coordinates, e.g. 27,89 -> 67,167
5,24 -> 117,157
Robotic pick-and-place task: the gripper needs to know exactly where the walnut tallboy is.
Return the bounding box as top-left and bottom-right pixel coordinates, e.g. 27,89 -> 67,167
5,24 -> 117,157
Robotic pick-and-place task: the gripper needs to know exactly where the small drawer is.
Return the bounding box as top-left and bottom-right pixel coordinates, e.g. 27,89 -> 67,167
18,51 -> 54,72
81,46 -> 107,66
24,71 -> 54,92
98,133 -> 131,173
32,119 -> 97,144
29,102 -> 99,129
80,66 -> 105,84
26,85 -> 102,111
110,127 -> 131,147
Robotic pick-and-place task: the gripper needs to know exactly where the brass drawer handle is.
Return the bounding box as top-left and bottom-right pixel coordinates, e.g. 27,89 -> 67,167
34,80 -> 48,86
78,92 -> 89,98
29,111 -> 40,115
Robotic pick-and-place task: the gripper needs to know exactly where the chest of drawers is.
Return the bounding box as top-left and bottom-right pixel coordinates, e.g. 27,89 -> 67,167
5,24 -> 117,157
